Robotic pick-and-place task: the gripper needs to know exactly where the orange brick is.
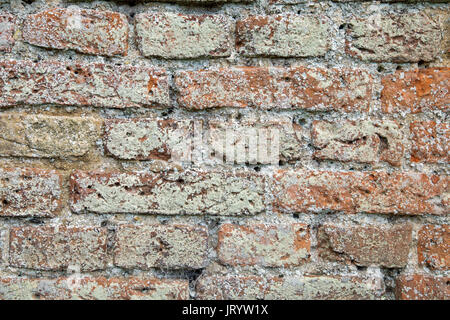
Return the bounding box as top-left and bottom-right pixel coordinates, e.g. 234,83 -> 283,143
381,68 -> 450,113
396,275 -> 449,300
175,66 -> 372,111
23,8 -> 128,56
418,225 -> 449,270
273,170 -> 449,215
410,121 -> 449,163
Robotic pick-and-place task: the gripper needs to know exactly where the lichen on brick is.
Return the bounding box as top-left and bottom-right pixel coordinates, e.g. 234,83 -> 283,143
70,170 -> 266,215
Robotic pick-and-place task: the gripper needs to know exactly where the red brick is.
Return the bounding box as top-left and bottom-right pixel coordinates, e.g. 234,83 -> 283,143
0,277 -> 188,300
70,170 -> 265,216
381,68 -> 450,113
9,226 -> 107,271
236,15 -> 329,57
273,170 -> 449,215
396,275 -> 449,300
410,121 -> 449,163
311,120 -> 404,166
418,224 -> 449,270
23,8 -> 128,56
318,223 -> 412,268
196,275 -> 385,300
0,60 -> 169,108
114,224 -> 208,269
0,13 -> 15,52
217,223 -> 310,267
0,167 -> 62,217
175,66 -> 372,111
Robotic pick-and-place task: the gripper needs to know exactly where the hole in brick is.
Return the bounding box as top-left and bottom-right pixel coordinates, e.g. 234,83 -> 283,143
187,269 -> 204,283
293,213 -> 299,219
2,199 -> 8,205
134,286 -> 154,293
32,292 -> 42,299
418,60 -> 428,68
293,115 -> 306,126
253,166 -> 260,172
376,134 -> 389,153
356,265 -> 367,271
28,217 -> 44,224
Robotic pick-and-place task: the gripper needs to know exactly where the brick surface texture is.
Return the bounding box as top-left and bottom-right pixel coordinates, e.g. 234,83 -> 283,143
0,0 -> 448,301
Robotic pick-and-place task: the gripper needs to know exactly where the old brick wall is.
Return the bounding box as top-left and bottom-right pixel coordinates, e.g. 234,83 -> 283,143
0,0 -> 448,300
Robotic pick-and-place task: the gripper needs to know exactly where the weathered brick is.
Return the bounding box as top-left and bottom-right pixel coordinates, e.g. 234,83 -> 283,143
70,170 -> 265,215
23,8 -> 128,56
217,223 -> 310,267
318,223 -> 412,268
381,68 -> 450,113
0,277 -> 188,300
104,118 -> 305,163
114,224 -> 208,269
104,118 -> 191,160
410,121 -> 449,164
208,118 -> 305,164
0,113 -> 101,158
273,170 -> 449,215
136,13 -> 231,59
396,275 -> 449,300
236,15 -> 329,57
0,13 -> 15,52
346,12 -> 442,62
9,226 -> 107,271
196,275 -> 384,300
0,168 -> 62,217
175,67 -> 372,111
418,224 -> 449,270
0,60 -> 169,108
312,120 -> 404,166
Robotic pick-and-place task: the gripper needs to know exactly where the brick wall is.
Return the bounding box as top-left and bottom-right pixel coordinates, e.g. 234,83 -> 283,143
0,0 -> 448,300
